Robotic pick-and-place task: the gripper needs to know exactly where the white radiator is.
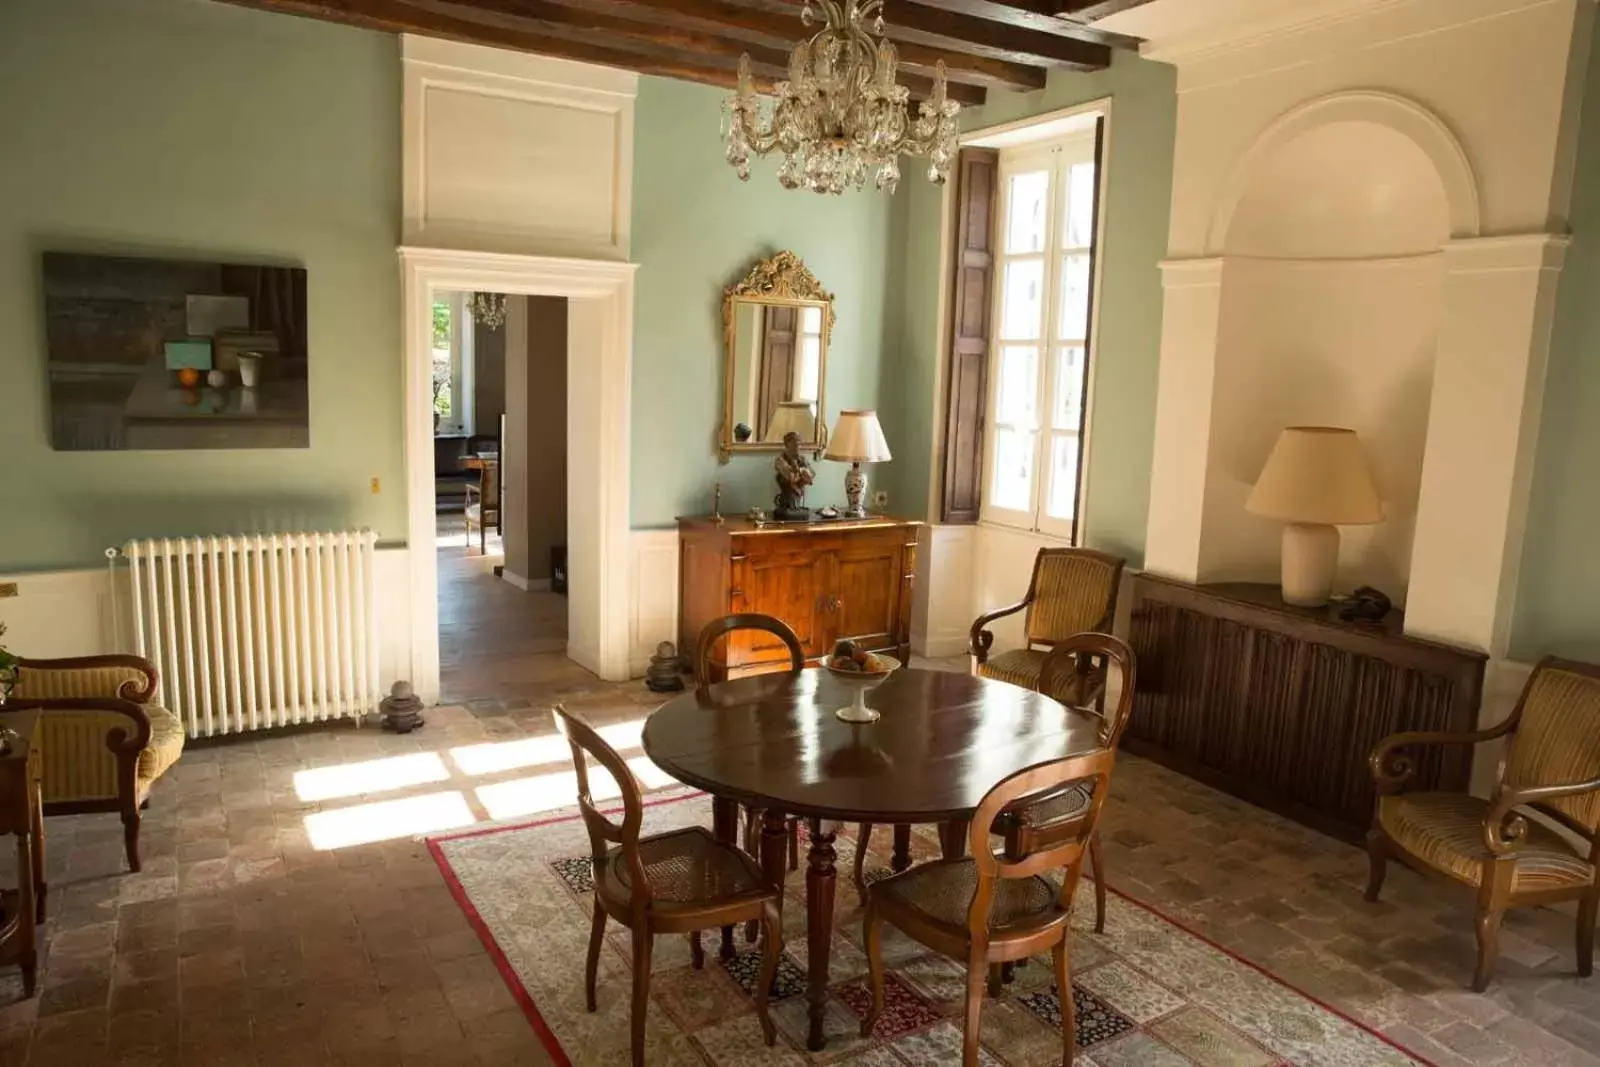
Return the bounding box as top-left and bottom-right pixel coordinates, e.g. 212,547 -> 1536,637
123,531 -> 380,737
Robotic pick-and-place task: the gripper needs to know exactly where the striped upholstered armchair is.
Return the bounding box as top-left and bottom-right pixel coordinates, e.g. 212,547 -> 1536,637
6,654 -> 185,873
968,547 -> 1125,707
1367,656 -> 1600,991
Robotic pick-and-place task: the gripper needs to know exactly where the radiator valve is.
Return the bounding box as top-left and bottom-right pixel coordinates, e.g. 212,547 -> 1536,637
380,680 -> 426,733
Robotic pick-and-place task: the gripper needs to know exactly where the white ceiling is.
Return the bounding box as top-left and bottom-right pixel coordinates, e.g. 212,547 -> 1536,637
1096,0 -> 1395,58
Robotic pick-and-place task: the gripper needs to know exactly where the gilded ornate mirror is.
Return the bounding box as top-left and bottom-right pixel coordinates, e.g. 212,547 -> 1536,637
719,251 -> 834,462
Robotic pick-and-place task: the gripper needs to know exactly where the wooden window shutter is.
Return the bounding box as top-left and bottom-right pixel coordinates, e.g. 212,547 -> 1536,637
1068,116 -> 1107,543
940,147 -> 999,525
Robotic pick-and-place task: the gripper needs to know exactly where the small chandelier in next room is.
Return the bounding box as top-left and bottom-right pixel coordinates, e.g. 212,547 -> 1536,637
722,0 -> 961,195
468,292 -> 507,330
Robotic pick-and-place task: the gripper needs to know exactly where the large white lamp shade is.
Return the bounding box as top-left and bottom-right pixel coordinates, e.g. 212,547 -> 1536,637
1245,426 -> 1383,607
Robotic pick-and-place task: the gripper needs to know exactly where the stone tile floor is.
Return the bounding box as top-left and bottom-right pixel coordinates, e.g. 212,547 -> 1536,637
0,657 -> 1595,1065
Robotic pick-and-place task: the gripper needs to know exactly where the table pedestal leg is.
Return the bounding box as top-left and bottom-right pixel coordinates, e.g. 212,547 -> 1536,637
891,824 -> 913,873
805,818 -> 838,1052
713,797 -> 739,960
938,819 -> 970,861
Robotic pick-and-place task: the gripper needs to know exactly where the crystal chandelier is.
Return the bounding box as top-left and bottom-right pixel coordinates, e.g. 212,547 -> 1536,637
468,292 -> 507,330
722,0 -> 961,195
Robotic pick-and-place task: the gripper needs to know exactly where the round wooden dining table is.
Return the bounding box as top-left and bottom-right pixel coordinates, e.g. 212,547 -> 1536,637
641,666 -> 1103,1051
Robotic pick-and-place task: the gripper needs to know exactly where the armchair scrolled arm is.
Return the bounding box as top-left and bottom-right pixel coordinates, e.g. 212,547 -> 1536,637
5,695 -> 154,754
1482,776 -> 1600,856
1367,720 -> 1516,794
968,601 -> 1027,665
16,654 -> 159,704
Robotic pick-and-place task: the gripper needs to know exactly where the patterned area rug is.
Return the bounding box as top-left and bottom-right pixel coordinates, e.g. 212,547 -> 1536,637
427,792 -> 1429,1066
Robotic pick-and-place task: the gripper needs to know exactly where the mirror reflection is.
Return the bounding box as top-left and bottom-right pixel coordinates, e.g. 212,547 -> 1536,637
729,300 -> 825,446
720,252 -> 833,460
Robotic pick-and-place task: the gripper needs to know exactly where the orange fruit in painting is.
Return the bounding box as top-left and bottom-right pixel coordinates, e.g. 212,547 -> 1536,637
176,367 -> 201,388
180,389 -> 200,406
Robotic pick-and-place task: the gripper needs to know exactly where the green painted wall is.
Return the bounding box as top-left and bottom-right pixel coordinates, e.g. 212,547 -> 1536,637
629,77 -> 897,527
1514,15 -> 1600,661
0,0 -> 403,572
886,54 -> 1176,563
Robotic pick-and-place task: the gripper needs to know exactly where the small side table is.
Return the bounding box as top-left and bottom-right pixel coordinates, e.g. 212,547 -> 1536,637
0,710 -> 44,997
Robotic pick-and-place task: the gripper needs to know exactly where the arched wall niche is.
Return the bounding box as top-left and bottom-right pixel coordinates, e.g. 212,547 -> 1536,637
1197,91 -> 1481,603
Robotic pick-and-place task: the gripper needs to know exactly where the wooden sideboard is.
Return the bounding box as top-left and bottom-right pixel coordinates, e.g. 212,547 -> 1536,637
0,710 -> 43,997
1125,575 -> 1487,842
678,516 -> 923,680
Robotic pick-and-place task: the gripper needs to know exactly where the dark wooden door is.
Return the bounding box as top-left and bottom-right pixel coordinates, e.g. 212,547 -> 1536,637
756,305 -> 798,440
734,537 -> 829,663
825,535 -> 903,654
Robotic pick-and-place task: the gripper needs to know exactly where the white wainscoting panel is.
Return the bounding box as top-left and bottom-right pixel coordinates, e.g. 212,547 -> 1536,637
630,529 -> 680,677
402,36 -> 636,260
0,547 -> 414,702
911,524 -> 977,659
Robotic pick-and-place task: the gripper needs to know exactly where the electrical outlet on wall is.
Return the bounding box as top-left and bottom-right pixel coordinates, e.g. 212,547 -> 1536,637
872,489 -> 890,509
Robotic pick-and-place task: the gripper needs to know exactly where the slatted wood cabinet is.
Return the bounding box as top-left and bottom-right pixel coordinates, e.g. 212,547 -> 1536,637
678,516 -> 922,680
1125,575 -> 1488,841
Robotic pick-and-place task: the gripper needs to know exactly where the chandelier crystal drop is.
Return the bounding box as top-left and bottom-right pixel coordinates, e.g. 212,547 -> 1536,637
468,292 -> 507,330
722,0 -> 961,195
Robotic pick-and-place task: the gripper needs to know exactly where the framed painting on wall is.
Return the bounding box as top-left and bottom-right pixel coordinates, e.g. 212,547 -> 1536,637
42,251 -> 310,451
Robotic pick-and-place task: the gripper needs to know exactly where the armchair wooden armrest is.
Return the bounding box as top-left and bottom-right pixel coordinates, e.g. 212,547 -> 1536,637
16,654 -> 158,703
1481,777 -> 1600,856
4,696 -> 154,753
969,601 -> 1029,664
1368,720 -> 1516,794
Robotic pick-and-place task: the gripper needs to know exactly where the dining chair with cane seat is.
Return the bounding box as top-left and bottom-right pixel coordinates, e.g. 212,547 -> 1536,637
553,704 -> 783,1066
859,746 -> 1120,1066
1366,655 -> 1600,991
695,614 -> 806,876
969,547 -> 1125,708
463,456 -> 500,555
853,631 -> 1136,940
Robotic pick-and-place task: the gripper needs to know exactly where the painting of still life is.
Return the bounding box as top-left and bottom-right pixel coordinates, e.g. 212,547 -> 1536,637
43,251 -> 309,450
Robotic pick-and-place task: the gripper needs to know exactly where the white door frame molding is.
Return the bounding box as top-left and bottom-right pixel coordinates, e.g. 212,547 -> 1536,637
400,246 -> 637,699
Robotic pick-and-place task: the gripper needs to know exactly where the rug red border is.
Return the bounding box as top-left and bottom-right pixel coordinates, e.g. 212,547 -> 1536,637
426,798 -> 1435,1067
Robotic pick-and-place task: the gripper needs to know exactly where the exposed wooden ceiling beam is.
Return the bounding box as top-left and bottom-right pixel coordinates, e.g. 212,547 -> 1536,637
441,0 -> 1047,91
901,0 -> 1144,51
762,0 -> 1112,68
216,0 -> 783,94
1054,0 -> 1157,20
218,0 -> 987,103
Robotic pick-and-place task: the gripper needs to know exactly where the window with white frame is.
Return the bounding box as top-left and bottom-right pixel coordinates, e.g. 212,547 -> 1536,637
981,133 -> 1098,538
431,291 -> 475,435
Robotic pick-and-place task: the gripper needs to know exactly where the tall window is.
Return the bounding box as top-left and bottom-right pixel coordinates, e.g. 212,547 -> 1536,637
431,292 -> 474,434
981,133 -> 1098,538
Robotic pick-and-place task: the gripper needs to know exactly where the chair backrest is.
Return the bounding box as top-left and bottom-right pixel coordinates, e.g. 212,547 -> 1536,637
1022,548 -> 1125,646
479,458 -> 500,508
695,613 -> 805,684
966,747 -> 1119,938
552,704 -> 651,912
1499,657 -> 1600,834
1038,632 -> 1136,748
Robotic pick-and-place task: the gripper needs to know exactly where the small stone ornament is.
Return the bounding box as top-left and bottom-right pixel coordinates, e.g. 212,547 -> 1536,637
380,680 -> 426,733
646,642 -> 686,693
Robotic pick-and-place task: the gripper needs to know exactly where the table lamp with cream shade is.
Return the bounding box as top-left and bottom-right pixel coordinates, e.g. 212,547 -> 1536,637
1246,426 -> 1384,607
762,400 -> 817,443
824,410 -> 892,518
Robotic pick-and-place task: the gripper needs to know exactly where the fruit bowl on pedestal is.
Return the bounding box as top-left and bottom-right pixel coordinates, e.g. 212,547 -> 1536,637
825,641 -> 901,723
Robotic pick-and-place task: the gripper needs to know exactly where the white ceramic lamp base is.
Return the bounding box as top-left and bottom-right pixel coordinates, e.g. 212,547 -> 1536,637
1279,522 -> 1340,607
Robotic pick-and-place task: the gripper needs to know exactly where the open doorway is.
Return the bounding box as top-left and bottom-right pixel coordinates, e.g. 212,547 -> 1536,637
432,289 -> 573,704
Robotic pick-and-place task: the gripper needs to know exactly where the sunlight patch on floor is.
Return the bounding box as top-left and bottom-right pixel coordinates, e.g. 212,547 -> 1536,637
449,718 -> 647,777
473,756 -> 675,821
292,752 -> 452,803
305,790 -> 477,850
